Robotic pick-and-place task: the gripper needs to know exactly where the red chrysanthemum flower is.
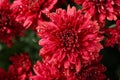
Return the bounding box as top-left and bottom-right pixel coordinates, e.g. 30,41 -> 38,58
9,53 -> 32,71
73,0 -> 120,27
59,55 -> 106,80
10,0 -> 57,29
78,63 -> 106,80
37,6 -> 103,74
31,60 -> 78,80
0,0 -> 24,46
0,68 -> 6,80
6,53 -> 32,80
105,20 -> 120,50
30,61 -> 60,80
31,56 -> 106,80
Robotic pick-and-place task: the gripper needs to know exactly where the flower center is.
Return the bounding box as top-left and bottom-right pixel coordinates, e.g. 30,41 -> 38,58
56,28 -> 79,52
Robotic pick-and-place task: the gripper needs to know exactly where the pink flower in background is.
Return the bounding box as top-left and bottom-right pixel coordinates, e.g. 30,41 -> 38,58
37,6 -> 103,75
105,20 -> 120,50
0,0 -> 24,46
73,0 -> 120,27
10,0 -> 57,29
6,53 -> 32,80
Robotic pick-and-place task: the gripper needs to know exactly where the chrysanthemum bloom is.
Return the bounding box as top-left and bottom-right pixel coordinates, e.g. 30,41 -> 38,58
105,20 -> 120,50
37,6 -> 103,74
31,61 -> 78,80
10,0 -> 57,29
0,0 -> 24,46
6,53 -> 32,80
73,0 -> 120,27
30,61 -> 60,80
59,55 -> 106,80
78,63 -> 106,80
0,68 -> 6,80
31,56 -> 106,80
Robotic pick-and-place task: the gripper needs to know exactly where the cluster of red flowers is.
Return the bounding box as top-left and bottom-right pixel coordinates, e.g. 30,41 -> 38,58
0,0 -> 120,80
0,0 -> 24,46
105,20 -> 120,50
0,53 -> 32,80
73,0 -> 120,27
